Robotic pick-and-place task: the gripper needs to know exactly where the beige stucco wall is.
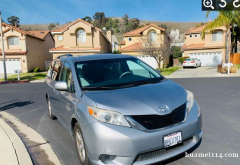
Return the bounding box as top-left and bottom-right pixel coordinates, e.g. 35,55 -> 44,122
26,34 -> 54,72
53,22 -> 109,49
0,27 -> 27,51
121,27 -> 165,50
99,32 -> 111,53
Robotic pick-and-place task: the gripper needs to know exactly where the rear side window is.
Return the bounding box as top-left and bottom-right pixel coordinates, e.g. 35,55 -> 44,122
52,61 -> 62,81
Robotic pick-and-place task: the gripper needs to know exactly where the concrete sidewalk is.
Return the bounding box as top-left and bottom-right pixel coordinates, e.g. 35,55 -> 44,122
0,117 -> 32,165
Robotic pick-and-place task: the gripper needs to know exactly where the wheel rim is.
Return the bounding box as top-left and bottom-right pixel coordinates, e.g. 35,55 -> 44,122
48,99 -> 52,116
76,129 -> 86,162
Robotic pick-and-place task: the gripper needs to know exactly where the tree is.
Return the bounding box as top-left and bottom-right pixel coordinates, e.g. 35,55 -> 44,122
195,22 -> 205,27
48,23 -> 56,30
122,14 -> 129,25
93,12 -> 108,28
202,11 -> 239,65
82,16 -> 92,23
7,16 -> 20,27
159,24 -> 167,30
124,18 -> 140,32
139,32 -> 172,70
171,46 -> 182,59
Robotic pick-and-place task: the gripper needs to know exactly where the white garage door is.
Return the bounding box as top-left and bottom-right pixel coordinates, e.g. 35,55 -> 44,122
137,55 -> 158,69
0,59 -> 21,73
189,52 -> 222,66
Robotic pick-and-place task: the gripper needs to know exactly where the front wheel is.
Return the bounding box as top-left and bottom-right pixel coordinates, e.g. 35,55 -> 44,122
47,98 -> 56,120
74,123 -> 91,165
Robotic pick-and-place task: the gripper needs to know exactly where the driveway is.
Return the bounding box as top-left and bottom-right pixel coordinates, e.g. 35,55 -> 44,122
165,67 -> 240,78
0,79 -> 239,165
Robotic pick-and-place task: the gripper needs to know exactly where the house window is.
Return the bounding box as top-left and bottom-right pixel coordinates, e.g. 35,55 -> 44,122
212,31 -> 223,42
8,37 -> 19,45
148,30 -> 157,43
129,37 -> 132,41
77,29 -> 86,43
190,35 -> 192,38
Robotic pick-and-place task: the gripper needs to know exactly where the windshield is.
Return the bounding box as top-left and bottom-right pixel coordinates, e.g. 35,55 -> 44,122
75,58 -> 164,90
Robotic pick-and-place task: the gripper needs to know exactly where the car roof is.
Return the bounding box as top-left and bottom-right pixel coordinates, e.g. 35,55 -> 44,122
60,54 -> 135,62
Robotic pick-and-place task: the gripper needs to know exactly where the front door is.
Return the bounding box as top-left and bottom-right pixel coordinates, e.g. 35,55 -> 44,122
58,61 -> 77,130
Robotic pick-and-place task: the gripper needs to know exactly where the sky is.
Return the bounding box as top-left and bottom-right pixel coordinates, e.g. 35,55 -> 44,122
0,0 -> 217,24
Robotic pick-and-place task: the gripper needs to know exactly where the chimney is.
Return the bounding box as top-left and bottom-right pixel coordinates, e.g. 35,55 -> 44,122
209,18 -> 211,22
15,22 -> 17,27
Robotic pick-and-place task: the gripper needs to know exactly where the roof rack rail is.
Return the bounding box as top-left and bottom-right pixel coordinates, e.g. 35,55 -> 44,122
57,54 -> 73,59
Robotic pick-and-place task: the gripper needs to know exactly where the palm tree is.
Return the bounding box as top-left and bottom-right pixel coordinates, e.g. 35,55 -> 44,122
202,11 -> 240,65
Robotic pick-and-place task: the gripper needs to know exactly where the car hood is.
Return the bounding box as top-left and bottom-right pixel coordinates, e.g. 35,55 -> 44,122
84,80 -> 187,116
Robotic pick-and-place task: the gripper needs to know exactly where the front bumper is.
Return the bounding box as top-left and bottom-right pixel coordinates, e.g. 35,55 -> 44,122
82,101 -> 202,165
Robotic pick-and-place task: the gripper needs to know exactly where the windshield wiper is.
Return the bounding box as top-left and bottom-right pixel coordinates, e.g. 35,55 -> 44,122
83,86 -> 115,90
116,81 -> 160,88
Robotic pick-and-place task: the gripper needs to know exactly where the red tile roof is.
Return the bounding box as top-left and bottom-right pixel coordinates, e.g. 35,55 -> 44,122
185,25 -> 206,35
120,42 -> 143,52
119,40 -> 125,45
182,43 -> 224,51
1,23 -> 50,40
52,18 -> 101,32
49,45 -> 101,52
0,49 -> 28,55
124,24 -> 165,37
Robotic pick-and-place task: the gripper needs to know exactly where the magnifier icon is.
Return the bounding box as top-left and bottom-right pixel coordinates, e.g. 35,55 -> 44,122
203,0 -> 215,9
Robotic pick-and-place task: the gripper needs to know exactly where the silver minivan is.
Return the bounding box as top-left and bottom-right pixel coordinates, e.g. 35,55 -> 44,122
45,54 -> 202,165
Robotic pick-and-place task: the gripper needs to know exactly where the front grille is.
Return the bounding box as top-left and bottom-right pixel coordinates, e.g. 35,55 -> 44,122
130,103 -> 186,130
135,137 -> 193,162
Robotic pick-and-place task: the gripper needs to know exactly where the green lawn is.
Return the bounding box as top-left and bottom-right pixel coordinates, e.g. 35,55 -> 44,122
159,66 -> 182,75
0,72 -> 47,82
237,64 -> 240,69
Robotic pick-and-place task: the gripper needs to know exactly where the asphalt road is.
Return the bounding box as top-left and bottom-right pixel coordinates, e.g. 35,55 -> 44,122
0,78 -> 239,165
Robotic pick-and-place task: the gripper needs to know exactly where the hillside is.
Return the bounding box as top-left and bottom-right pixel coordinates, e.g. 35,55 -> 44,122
20,19 -> 199,42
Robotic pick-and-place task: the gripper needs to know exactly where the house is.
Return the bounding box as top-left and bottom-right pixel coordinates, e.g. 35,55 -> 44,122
182,25 -> 226,66
49,18 -> 112,59
111,35 -> 118,53
119,24 -> 169,69
0,23 -> 54,73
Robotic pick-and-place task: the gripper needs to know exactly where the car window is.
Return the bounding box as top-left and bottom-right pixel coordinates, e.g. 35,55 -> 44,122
75,58 -> 163,90
47,61 -> 55,78
52,60 -> 62,81
126,60 -> 153,78
60,61 -> 75,93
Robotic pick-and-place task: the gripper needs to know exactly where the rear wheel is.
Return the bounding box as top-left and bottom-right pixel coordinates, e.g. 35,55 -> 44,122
47,98 -> 56,120
74,123 -> 91,165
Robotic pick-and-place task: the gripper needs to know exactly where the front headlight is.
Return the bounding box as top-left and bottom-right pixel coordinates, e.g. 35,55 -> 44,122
88,106 -> 131,127
186,90 -> 194,113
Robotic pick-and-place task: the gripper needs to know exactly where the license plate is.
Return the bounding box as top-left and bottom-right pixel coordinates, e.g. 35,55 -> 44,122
163,132 -> 182,148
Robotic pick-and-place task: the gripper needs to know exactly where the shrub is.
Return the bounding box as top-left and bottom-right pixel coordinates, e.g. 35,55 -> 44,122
33,67 -> 40,73
178,57 -> 189,64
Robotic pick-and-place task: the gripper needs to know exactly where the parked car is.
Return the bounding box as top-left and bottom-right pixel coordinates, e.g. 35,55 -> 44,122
183,58 -> 201,68
45,54 -> 202,165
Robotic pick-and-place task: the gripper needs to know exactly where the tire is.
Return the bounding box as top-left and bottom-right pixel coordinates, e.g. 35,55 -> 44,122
183,66 -> 186,69
47,98 -> 56,120
74,123 -> 91,165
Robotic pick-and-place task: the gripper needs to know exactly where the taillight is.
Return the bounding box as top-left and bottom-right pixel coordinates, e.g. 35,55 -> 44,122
183,61 -> 186,63
191,61 -> 195,63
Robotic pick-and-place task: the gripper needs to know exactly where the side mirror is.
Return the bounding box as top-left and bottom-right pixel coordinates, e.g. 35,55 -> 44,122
54,81 -> 68,91
156,69 -> 160,73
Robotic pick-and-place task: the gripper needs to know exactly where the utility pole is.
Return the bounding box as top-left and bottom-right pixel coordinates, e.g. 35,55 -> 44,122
0,11 -> 7,81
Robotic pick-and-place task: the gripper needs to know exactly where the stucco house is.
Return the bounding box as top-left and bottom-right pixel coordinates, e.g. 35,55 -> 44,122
49,18 -> 112,59
119,24 -> 169,69
0,23 -> 54,73
182,25 -> 226,66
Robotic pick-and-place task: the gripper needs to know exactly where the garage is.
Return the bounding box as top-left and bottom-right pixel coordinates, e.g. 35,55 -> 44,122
189,52 -> 222,66
137,55 -> 158,69
0,59 -> 21,73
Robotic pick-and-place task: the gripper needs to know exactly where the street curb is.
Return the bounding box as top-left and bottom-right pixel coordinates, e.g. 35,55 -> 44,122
0,117 -> 33,165
0,81 -> 30,84
0,112 -> 62,165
